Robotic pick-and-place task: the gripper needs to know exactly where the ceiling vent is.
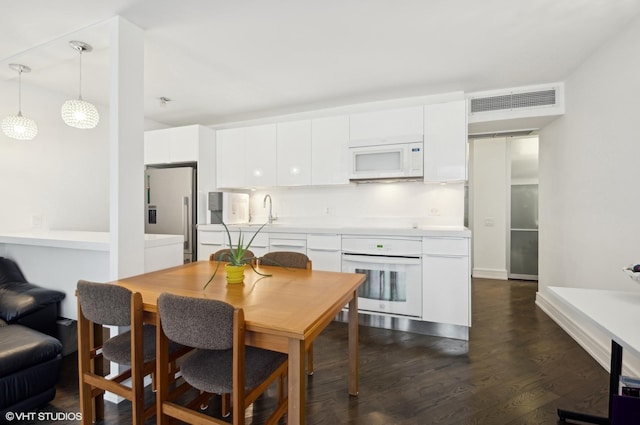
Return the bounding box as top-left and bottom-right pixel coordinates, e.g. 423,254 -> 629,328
470,89 -> 556,114
467,83 -> 564,127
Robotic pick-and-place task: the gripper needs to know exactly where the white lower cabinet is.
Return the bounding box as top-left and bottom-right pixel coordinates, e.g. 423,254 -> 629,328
268,233 -> 307,255
197,230 -> 225,261
307,234 -> 341,271
421,237 -> 471,327
198,229 -> 269,260
235,231 -> 269,258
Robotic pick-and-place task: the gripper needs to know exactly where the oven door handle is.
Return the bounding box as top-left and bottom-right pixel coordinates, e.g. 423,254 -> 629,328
342,253 -> 421,266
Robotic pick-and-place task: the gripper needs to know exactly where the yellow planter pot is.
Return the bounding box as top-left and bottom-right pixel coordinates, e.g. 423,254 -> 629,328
225,264 -> 246,284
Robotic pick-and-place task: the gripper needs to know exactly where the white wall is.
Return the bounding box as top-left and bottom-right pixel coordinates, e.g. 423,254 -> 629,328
470,138 -> 508,279
246,182 -> 464,228
538,18 -> 640,294
0,81 -> 110,233
537,16 -> 640,374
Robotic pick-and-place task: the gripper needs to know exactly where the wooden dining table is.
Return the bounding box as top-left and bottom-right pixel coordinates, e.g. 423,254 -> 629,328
111,260 -> 365,425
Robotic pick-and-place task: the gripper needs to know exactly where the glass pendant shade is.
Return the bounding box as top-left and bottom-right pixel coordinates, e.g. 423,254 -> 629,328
62,41 -> 99,129
61,98 -> 100,129
2,64 -> 37,141
2,113 -> 38,140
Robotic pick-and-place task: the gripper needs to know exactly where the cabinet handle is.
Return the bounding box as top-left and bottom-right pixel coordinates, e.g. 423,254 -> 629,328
425,254 -> 466,259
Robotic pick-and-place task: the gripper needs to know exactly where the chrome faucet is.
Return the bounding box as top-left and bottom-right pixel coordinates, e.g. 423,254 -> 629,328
263,194 -> 276,225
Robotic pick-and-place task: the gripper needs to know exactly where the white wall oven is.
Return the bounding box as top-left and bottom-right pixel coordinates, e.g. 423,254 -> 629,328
342,236 -> 422,318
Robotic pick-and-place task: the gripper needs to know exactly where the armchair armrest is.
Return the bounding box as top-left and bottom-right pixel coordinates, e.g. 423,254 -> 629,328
0,282 -> 65,323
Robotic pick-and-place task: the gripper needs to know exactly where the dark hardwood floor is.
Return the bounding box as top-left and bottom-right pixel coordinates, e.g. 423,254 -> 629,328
28,278 -> 609,424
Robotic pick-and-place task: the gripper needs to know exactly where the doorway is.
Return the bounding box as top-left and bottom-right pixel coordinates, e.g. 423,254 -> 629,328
467,133 -> 539,281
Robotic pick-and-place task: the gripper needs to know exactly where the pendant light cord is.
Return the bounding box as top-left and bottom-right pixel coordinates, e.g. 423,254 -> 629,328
78,49 -> 83,101
17,68 -> 23,116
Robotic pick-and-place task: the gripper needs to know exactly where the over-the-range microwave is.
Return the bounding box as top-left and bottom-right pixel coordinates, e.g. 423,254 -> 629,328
348,140 -> 423,181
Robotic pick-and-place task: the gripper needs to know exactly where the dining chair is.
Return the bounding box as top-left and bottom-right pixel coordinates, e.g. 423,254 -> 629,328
260,251 -> 315,375
210,248 -> 256,264
156,293 -> 288,425
76,280 -> 188,425
260,251 -> 312,270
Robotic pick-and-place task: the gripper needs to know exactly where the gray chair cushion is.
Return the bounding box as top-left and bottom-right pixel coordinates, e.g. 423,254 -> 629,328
158,294 -> 234,350
261,251 -> 309,269
77,280 -> 132,326
102,324 -> 184,365
180,347 -> 287,394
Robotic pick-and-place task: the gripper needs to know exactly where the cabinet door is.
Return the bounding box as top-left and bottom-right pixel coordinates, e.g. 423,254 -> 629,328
307,249 -> 341,271
269,238 -> 307,255
349,106 -> 423,145
423,100 -> 467,182
307,234 -> 341,271
311,116 -> 349,185
198,230 -> 225,261
145,126 -> 199,165
277,120 -> 311,186
168,126 -> 199,163
245,124 -> 277,187
422,254 -> 470,326
216,128 -> 246,188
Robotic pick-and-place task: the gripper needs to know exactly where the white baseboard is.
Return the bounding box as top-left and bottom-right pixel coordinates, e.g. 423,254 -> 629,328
536,290 -> 640,378
472,267 -> 508,280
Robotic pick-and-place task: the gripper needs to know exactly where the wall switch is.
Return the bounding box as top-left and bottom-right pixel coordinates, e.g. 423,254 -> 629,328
31,215 -> 42,228
484,218 -> 495,227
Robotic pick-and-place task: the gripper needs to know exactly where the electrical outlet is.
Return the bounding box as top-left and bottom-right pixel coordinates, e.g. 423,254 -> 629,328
429,208 -> 440,216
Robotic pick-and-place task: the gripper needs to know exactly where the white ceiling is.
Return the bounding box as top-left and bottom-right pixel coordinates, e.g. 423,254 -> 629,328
2,0 -> 640,128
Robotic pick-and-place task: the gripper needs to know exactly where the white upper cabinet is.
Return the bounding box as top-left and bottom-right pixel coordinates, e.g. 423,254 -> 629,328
216,128 -> 246,189
423,100 -> 468,182
245,124 -> 277,187
311,115 -> 349,185
217,124 -> 277,189
349,106 -> 423,146
277,120 -> 312,186
144,125 -> 200,165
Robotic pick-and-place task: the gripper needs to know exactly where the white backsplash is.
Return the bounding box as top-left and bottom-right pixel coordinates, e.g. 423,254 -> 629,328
242,181 -> 464,228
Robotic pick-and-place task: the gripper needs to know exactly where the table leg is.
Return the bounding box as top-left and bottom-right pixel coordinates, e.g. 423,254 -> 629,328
93,323 -> 104,421
348,290 -> 359,396
288,338 -> 306,425
155,318 -> 170,425
557,339 -> 623,424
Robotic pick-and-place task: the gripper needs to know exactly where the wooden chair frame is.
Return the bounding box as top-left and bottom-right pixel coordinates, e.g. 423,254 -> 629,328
77,289 -> 189,424
156,307 -> 288,425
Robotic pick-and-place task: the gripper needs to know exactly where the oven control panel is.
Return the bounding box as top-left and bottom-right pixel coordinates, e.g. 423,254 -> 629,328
342,236 -> 422,257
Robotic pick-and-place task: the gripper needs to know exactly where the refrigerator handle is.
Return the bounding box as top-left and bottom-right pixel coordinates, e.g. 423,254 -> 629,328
183,196 -> 191,251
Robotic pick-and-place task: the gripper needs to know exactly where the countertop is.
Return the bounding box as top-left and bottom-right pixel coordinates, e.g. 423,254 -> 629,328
197,223 -> 471,238
0,231 -> 184,251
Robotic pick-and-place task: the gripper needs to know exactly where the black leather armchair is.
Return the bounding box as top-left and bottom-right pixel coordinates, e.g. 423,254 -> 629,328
0,257 -> 65,337
0,257 -> 66,417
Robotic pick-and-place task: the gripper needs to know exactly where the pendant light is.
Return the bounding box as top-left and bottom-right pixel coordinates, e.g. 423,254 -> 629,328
2,64 -> 38,140
61,41 -> 99,129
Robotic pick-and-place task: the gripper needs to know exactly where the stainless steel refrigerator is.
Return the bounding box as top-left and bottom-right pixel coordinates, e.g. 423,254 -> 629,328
145,166 -> 196,263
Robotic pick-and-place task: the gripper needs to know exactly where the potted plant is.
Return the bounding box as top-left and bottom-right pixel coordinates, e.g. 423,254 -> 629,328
204,220 -> 271,288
